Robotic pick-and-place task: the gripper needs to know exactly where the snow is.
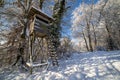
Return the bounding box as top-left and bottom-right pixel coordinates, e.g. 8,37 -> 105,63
0,51 -> 120,80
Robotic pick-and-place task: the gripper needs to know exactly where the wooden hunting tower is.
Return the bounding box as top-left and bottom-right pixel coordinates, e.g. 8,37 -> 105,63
27,7 -> 58,74
28,7 -> 54,37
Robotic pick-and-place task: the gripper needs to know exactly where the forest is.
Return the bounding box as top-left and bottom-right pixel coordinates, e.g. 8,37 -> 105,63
0,0 -> 120,80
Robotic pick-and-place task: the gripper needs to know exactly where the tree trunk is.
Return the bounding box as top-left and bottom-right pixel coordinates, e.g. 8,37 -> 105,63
82,31 -> 89,51
86,21 -> 93,51
105,24 -> 115,50
52,0 -> 66,50
92,23 -> 97,48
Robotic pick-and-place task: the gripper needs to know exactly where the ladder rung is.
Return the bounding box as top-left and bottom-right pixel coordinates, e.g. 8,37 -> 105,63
51,54 -> 57,56
50,52 -> 56,53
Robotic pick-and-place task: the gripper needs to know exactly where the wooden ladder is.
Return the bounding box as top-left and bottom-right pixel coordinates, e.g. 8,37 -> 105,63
47,35 -> 59,66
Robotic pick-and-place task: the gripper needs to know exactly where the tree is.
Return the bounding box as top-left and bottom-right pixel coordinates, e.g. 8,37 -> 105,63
51,0 -> 72,52
71,0 -> 120,51
71,2 -> 94,51
100,0 -> 120,50
58,37 -> 73,59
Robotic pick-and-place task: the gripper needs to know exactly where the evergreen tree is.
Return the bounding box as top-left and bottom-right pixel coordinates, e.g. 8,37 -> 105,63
51,0 -> 66,50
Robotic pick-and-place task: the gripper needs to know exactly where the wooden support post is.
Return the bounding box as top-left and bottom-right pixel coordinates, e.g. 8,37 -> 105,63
29,35 -> 33,74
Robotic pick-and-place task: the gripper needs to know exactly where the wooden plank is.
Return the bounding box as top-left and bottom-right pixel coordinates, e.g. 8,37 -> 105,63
34,28 -> 46,33
26,61 -> 48,68
35,16 -> 49,24
34,17 -> 49,28
35,31 -> 47,37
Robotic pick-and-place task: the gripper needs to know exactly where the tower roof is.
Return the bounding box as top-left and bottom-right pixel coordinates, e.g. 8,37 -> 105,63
28,7 -> 54,21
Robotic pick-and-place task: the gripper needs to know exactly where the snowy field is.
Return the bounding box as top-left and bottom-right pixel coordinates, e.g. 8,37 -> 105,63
0,51 -> 120,80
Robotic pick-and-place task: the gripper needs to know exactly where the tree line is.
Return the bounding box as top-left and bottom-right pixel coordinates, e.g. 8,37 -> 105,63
71,0 -> 120,51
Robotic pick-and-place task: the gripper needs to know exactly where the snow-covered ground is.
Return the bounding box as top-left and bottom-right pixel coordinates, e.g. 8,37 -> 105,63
0,51 -> 120,80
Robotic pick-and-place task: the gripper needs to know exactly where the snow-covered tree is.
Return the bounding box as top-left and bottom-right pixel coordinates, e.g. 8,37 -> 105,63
71,0 -> 120,51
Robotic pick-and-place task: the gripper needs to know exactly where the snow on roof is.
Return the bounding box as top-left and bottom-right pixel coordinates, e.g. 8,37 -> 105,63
28,6 -> 54,21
